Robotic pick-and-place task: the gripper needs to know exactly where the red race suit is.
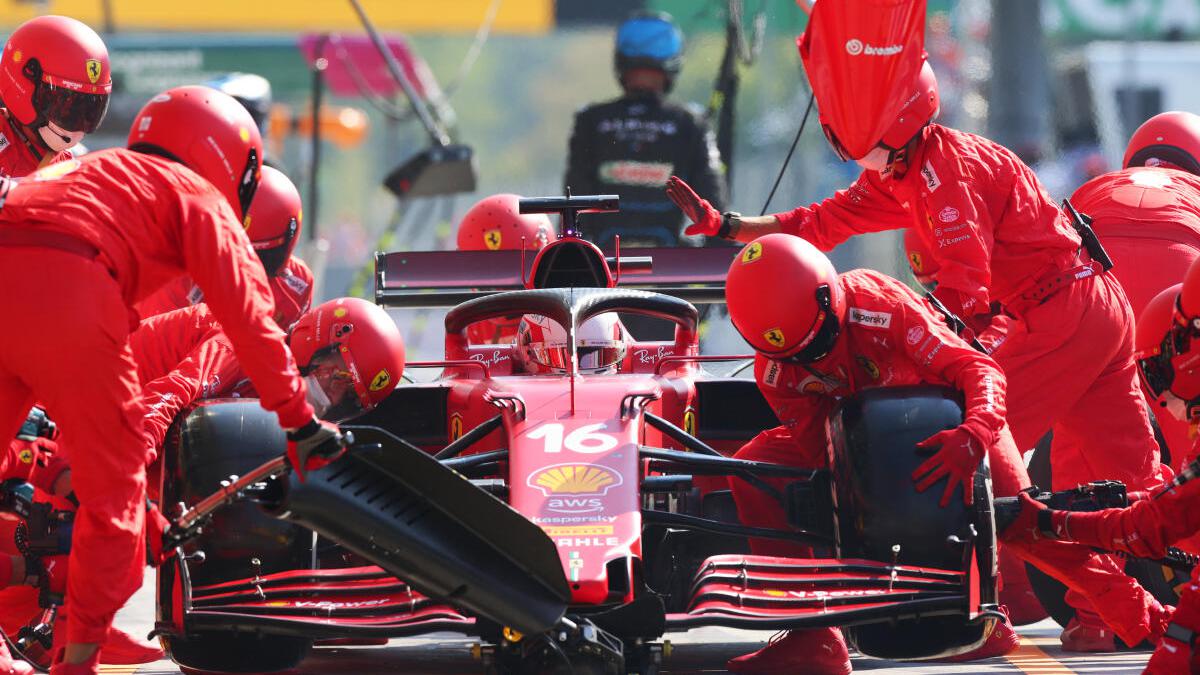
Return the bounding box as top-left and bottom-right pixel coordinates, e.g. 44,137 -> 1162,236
1073,166 -> 1200,471
775,123 -> 1166,494
1046,461 -> 1200,673
0,149 -> 313,647
732,269 -> 1168,646
137,255 -> 314,332
0,109 -> 68,179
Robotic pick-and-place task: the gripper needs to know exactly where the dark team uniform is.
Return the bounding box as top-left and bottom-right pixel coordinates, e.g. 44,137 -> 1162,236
565,93 -> 725,248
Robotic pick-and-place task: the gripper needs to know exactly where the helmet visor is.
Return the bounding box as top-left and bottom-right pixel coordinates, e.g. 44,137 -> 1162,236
526,342 -> 625,373
237,148 -> 261,218
1138,349 -> 1174,399
255,243 -> 290,277
821,123 -> 854,162
305,349 -> 368,422
33,83 -> 108,133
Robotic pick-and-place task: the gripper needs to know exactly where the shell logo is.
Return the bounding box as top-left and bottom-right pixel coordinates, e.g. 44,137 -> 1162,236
528,464 -> 622,497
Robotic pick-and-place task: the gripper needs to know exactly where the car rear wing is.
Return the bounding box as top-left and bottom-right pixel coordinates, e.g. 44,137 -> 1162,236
374,246 -> 738,308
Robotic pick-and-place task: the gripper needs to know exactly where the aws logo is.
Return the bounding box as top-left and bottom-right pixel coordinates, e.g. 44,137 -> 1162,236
529,464 -> 622,497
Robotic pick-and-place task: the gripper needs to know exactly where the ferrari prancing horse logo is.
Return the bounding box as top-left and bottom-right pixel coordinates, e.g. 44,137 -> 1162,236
741,242 -> 763,264
763,328 -> 786,348
484,228 -> 502,251
85,59 -> 102,85
369,369 -> 391,392
449,413 -> 464,441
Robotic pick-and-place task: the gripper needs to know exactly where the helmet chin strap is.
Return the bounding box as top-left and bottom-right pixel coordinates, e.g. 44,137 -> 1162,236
885,134 -> 922,179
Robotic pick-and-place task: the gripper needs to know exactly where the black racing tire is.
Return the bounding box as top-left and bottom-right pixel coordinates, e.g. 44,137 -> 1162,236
158,401 -> 315,673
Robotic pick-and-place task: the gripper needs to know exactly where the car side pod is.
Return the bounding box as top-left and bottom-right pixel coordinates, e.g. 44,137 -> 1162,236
261,424 -> 570,635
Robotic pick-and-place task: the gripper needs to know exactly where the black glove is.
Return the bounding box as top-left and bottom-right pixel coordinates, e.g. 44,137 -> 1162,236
286,418 -> 351,482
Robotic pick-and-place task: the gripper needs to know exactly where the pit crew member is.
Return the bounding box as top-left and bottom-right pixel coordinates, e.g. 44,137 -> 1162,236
1071,111 -> 1200,470
721,234 -> 1169,674
0,15 -> 109,178
1008,272 -> 1200,672
137,165 -> 313,332
457,193 -> 555,345
564,10 -> 725,250
671,57 -> 1168,650
0,86 -> 347,675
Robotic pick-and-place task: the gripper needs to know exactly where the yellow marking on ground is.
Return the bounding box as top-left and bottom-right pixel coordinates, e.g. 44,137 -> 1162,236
1003,639 -> 1077,675
98,666 -> 140,675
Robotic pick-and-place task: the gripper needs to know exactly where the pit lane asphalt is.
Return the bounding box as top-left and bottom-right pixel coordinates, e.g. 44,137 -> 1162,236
115,576 -> 1151,675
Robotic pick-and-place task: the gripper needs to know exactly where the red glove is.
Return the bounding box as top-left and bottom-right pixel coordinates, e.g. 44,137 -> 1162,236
286,418 -> 351,482
146,502 -> 174,566
912,425 -> 986,507
1003,490 -> 1055,541
665,176 -> 722,237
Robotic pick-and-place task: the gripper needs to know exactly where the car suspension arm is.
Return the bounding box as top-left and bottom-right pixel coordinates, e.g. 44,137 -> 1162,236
642,509 -> 833,544
435,415 -> 503,460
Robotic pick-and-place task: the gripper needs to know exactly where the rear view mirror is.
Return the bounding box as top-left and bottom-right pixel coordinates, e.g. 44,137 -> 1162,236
383,143 -> 477,199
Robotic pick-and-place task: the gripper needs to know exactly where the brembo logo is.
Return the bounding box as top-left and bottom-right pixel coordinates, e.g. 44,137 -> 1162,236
845,39 -> 903,57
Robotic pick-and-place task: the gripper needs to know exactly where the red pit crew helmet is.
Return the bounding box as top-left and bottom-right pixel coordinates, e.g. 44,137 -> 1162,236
1135,283 -> 1200,420
289,297 -> 406,420
1124,111 -> 1200,175
244,165 -> 302,276
127,85 -> 263,219
0,15 -> 111,149
726,233 -> 845,362
457,193 -> 555,252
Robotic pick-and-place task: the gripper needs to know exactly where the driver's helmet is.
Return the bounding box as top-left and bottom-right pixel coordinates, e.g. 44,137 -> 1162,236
515,313 -> 630,374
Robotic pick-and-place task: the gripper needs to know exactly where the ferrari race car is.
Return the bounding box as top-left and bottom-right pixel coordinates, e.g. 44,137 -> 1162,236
150,196 -> 1005,674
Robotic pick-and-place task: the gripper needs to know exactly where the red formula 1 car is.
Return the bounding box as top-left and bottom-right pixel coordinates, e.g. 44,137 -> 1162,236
151,197 -> 1003,674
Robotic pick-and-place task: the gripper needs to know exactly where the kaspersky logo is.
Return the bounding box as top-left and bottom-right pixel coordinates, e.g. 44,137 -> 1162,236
529,464 -> 622,497
845,39 -> 903,57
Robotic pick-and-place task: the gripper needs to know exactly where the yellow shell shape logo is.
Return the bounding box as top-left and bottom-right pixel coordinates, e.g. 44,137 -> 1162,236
530,464 -> 622,497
